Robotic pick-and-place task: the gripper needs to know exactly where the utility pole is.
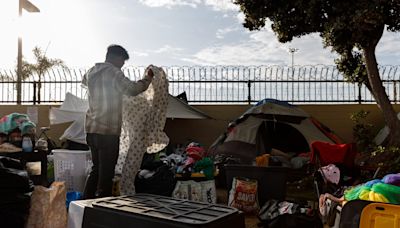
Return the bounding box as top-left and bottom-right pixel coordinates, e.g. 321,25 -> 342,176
17,0 -> 40,104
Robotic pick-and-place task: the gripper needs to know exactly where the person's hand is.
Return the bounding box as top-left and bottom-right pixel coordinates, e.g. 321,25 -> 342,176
145,65 -> 154,78
148,69 -> 154,78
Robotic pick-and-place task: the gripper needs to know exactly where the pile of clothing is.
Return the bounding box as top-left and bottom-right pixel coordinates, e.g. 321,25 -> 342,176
319,173 -> 400,225
160,142 -> 214,179
259,199 -> 322,228
0,113 -> 36,152
344,173 -> 400,204
134,142 -> 215,197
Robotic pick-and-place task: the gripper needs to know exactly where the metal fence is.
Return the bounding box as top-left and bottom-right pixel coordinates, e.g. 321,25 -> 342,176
1,65 -> 399,104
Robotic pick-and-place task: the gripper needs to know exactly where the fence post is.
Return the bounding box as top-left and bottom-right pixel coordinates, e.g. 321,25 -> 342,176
358,82 -> 362,104
37,81 -> 41,104
33,82 -> 37,105
394,81 -> 397,104
247,80 -> 252,104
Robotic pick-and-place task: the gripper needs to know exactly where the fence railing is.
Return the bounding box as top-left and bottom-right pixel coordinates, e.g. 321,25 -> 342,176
1,65 -> 399,104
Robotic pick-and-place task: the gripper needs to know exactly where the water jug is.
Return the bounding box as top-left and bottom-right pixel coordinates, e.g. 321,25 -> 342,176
22,136 -> 33,152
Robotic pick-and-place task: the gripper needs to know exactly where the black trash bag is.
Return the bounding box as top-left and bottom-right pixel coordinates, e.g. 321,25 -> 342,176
140,152 -> 164,170
0,156 -> 33,228
135,164 -> 177,197
0,157 -> 34,194
0,192 -> 31,228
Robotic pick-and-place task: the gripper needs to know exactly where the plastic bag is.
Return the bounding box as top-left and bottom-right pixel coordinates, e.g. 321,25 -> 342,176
26,181 -> 67,228
228,177 -> 259,214
201,180 -> 217,204
172,181 -> 190,200
173,180 -> 214,203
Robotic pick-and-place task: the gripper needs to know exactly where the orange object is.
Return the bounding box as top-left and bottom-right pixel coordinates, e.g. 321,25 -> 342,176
256,154 -> 270,167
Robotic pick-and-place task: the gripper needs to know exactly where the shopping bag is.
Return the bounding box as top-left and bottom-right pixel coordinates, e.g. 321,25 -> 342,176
26,181 -> 67,228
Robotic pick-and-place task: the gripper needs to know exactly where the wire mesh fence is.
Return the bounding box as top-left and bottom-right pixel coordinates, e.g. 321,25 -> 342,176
1,65 -> 399,104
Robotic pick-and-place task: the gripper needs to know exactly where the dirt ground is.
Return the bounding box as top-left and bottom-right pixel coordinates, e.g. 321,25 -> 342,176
245,215 -> 260,228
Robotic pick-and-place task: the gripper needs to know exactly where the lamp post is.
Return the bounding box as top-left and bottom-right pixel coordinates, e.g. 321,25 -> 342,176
17,0 -> 40,104
288,47 -> 298,70
288,47 -> 298,101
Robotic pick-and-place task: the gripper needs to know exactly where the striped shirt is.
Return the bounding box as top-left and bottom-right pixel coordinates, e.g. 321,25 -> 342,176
82,62 -> 152,135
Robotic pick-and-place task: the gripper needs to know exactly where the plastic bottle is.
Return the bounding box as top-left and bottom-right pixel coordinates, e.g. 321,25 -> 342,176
22,136 -> 33,152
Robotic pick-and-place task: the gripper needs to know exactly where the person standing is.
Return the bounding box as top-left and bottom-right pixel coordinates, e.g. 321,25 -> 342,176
82,44 -> 154,199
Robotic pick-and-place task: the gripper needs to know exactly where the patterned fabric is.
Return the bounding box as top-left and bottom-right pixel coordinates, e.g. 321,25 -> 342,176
0,113 -> 36,135
82,62 -> 152,135
116,66 -> 169,195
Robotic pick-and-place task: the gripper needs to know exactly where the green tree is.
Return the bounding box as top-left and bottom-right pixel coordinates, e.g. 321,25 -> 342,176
234,0 -> 400,146
18,46 -> 65,103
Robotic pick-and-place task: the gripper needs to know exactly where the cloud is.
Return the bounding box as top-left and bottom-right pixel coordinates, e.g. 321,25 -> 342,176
204,0 -> 239,12
138,0 -> 201,8
374,32 -> 400,65
216,26 -> 240,39
236,12 -> 245,23
182,29 -> 337,66
139,0 -> 238,11
153,45 -> 184,54
133,51 -> 149,57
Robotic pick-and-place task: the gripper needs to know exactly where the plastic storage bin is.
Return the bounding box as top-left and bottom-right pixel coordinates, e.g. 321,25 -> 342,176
224,164 -> 288,206
53,149 -> 91,192
82,194 -> 245,228
360,203 -> 400,228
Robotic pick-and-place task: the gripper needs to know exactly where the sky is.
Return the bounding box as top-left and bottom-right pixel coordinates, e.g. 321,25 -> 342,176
1,0 -> 400,69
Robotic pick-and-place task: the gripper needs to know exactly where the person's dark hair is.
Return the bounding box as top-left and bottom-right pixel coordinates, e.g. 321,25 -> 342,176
106,45 -> 129,60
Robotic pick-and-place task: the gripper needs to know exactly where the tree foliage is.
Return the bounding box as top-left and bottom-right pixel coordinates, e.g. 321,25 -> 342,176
235,0 -> 400,146
235,0 -> 399,77
18,46 -> 65,81
350,110 -> 375,152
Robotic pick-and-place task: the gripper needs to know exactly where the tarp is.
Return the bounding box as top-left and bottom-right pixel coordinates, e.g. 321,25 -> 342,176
49,92 -> 211,144
167,95 -> 211,119
374,112 -> 400,145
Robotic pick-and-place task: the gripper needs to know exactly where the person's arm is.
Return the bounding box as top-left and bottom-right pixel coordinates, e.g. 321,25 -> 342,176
113,67 -> 154,96
82,67 -> 95,88
81,72 -> 88,88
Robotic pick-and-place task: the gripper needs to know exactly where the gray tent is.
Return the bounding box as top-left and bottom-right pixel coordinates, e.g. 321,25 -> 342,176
209,99 -> 340,163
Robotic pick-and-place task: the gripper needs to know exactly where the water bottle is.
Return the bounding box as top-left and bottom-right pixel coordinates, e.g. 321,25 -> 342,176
22,136 -> 33,152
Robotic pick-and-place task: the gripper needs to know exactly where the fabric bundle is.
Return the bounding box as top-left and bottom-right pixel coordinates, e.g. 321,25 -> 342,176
0,113 -> 36,135
185,142 -> 205,161
344,173 -> 400,204
115,66 -> 169,195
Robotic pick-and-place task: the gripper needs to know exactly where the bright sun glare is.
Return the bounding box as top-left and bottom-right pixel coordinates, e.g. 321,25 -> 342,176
0,0 -> 98,68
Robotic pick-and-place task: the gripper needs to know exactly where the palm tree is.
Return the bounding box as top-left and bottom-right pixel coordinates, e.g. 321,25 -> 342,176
18,46 -> 66,103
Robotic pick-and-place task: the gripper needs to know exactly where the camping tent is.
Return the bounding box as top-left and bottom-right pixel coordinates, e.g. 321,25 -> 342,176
49,92 -> 211,144
209,99 -> 341,164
